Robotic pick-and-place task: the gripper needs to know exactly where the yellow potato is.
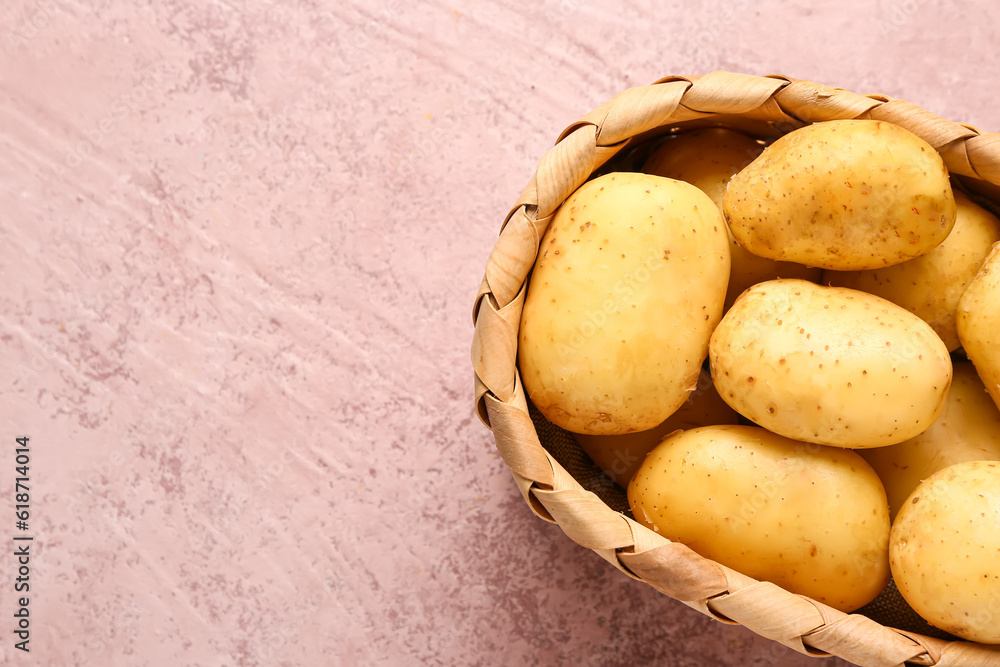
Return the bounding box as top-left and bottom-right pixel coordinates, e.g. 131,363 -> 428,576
957,241 -> 1000,412
710,279 -> 952,448
574,369 -> 740,486
890,461 -> 1000,643
860,362 -> 1000,521
644,129 -> 763,206
644,128 -> 821,311
724,119 -> 957,271
628,425 -> 890,612
826,191 -> 1000,351
519,172 -> 730,434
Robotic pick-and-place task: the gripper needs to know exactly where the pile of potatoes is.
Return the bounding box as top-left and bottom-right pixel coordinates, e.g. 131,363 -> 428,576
518,120 -> 1000,642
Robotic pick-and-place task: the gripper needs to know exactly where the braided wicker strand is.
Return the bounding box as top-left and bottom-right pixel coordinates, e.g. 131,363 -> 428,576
471,71 -> 1000,666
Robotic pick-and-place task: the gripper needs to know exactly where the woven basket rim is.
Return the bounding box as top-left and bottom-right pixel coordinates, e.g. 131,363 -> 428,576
471,71 -> 1000,667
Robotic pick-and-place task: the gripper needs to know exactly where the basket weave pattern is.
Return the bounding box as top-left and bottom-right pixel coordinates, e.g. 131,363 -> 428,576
471,71 -> 1000,666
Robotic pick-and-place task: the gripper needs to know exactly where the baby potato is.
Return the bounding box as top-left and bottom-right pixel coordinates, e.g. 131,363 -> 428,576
860,362 -> 1000,521
826,191 -> 1000,351
628,425 -> 890,612
890,461 -> 1000,643
644,128 -> 763,207
643,128 -> 821,311
574,369 -> 740,486
724,120 -> 957,271
710,279 -> 952,448
519,172 -> 730,435
957,241 -> 1000,412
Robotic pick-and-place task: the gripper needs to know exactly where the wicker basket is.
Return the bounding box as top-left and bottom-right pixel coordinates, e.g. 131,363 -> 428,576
471,71 -> 1000,667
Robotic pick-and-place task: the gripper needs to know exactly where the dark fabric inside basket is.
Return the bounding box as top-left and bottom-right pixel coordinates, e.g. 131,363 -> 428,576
528,401 -> 957,642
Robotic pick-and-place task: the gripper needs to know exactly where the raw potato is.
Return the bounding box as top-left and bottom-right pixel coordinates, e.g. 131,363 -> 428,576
724,119 -> 957,271
643,128 -> 821,310
890,461 -> 1000,643
628,425 -> 890,612
644,128 -> 763,206
575,369 -> 740,486
860,362 -> 1000,520
826,191 -> 1000,351
957,241 -> 1000,412
519,172 -> 730,435
710,279 -> 952,448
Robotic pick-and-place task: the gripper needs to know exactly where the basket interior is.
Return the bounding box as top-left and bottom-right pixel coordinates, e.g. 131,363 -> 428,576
529,399 -> 956,641
523,122 -> 982,643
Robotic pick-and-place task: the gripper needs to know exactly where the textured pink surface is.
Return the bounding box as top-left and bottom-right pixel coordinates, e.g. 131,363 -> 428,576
2,0 -> 999,664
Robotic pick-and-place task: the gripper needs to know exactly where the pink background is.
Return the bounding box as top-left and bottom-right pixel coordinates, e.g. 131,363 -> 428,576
2,0 -> 999,665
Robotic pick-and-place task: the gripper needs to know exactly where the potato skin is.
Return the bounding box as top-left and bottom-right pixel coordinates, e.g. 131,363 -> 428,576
644,128 -> 763,207
890,461 -> 1000,643
574,369 -> 740,486
628,425 -> 890,612
859,362 -> 1000,521
519,172 -> 730,434
724,120 -> 957,271
709,279 -> 952,448
957,241 -> 1000,413
826,191 -> 1000,351
644,128 -> 821,311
